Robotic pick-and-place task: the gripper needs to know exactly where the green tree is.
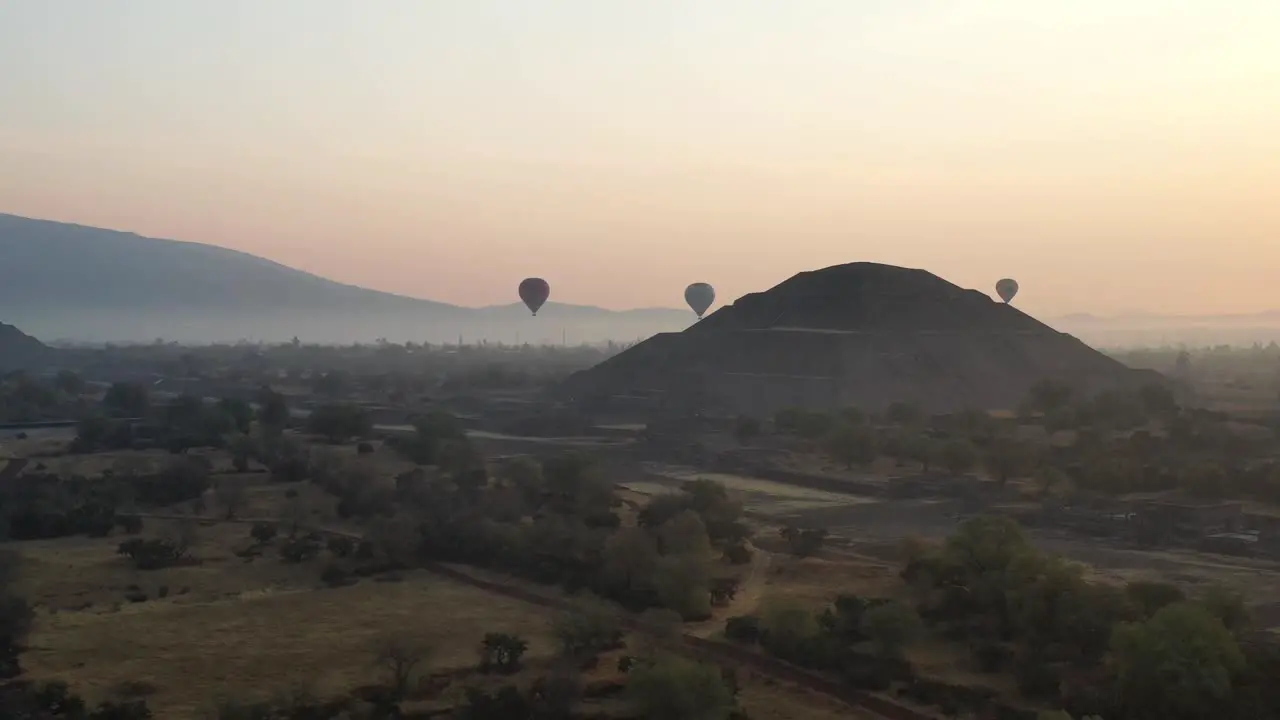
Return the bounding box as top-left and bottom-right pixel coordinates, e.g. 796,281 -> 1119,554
1199,584 -> 1249,632
552,604 -> 623,662
1125,580 -> 1186,618
1110,602 -> 1245,720
603,527 -> 660,592
659,510 -> 712,556
759,598 -> 819,659
653,555 -> 712,620
626,655 -> 734,720
861,601 -> 923,658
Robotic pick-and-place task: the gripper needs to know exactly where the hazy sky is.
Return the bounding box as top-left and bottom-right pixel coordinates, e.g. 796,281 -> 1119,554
2,1 -> 1278,315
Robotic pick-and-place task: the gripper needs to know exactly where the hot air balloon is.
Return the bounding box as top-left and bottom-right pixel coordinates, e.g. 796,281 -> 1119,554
995,278 -> 1019,304
519,278 -> 550,316
684,282 -> 715,318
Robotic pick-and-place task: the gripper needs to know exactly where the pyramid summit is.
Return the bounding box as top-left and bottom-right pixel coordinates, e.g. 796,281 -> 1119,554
560,262 -> 1162,415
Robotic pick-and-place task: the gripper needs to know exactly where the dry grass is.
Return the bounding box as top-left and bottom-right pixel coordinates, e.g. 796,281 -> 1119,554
23,571 -> 557,718
16,520 -> 327,612
737,673 -> 880,719
759,553 -> 902,610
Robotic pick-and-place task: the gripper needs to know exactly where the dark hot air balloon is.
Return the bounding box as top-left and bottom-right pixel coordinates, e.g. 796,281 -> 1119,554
519,278 -> 550,316
684,283 -> 716,318
995,278 -> 1019,304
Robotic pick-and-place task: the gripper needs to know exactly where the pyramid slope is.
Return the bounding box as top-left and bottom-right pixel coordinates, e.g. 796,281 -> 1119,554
0,323 -> 55,372
560,263 -> 1160,414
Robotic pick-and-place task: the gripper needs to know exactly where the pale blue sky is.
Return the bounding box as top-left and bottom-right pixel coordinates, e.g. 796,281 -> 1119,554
2,1 -> 1278,313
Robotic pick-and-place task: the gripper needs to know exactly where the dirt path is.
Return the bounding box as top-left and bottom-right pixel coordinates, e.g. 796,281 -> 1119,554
686,541 -> 773,640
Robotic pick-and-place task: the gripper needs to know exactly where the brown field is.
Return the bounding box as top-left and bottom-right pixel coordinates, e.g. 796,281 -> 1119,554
10,437 -> 895,719
23,555 -> 557,717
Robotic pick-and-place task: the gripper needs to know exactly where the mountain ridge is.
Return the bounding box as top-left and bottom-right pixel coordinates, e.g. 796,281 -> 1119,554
0,213 -> 694,343
3,213 -> 1278,345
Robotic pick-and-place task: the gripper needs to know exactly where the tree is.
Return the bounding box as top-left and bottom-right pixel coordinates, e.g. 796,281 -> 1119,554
1199,584 -> 1249,632
479,632 -> 529,674
861,601 -> 923,658
103,382 -> 149,417
759,598 -> 819,660
373,635 -> 433,700
626,655 -> 734,720
659,510 -> 712,556
633,607 -> 685,659
732,415 -> 760,443
1036,466 -> 1075,500
552,604 -> 623,662
54,370 -> 86,396
305,403 -> 372,443
904,434 -> 939,472
256,387 -> 290,432
217,397 -> 254,434
939,438 -> 979,476
679,479 -> 746,544
984,438 -> 1038,487
822,422 -> 878,469
653,555 -> 712,620
780,526 -> 827,557
603,527 -> 660,592
1125,581 -> 1186,618
1110,602 -> 1245,720
228,433 -> 256,473
884,401 -> 924,427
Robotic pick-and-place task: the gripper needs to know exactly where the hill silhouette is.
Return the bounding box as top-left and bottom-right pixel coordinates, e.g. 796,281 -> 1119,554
0,322 -> 55,372
560,263 -> 1163,414
0,214 -> 690,344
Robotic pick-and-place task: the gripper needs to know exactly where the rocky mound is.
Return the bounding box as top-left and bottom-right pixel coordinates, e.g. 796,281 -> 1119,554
0,323 -> 54,372
560,263 -> 1162,415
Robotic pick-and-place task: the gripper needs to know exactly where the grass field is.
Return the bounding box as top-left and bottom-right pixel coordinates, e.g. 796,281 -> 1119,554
23,568 -> 558,718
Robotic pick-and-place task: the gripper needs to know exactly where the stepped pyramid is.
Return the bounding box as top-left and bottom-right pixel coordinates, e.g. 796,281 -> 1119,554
560,263 -> 1162,415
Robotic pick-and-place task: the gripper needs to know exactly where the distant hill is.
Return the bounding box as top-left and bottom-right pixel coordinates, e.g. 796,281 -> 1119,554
3,213 -> 1276,347
559,262 -> 1163,414
0,214 -> 691,344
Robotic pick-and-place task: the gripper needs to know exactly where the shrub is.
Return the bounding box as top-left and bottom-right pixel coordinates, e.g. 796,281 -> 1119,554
725,615 -> 761,644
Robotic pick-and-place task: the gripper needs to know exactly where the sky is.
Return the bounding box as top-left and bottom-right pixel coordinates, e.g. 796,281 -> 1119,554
2,0 -> 1278,316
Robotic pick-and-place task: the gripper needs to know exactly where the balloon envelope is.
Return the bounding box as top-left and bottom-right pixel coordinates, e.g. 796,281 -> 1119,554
519,278 -> 550,315
684,282 -> 716,318
995,278 -> 1019,304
